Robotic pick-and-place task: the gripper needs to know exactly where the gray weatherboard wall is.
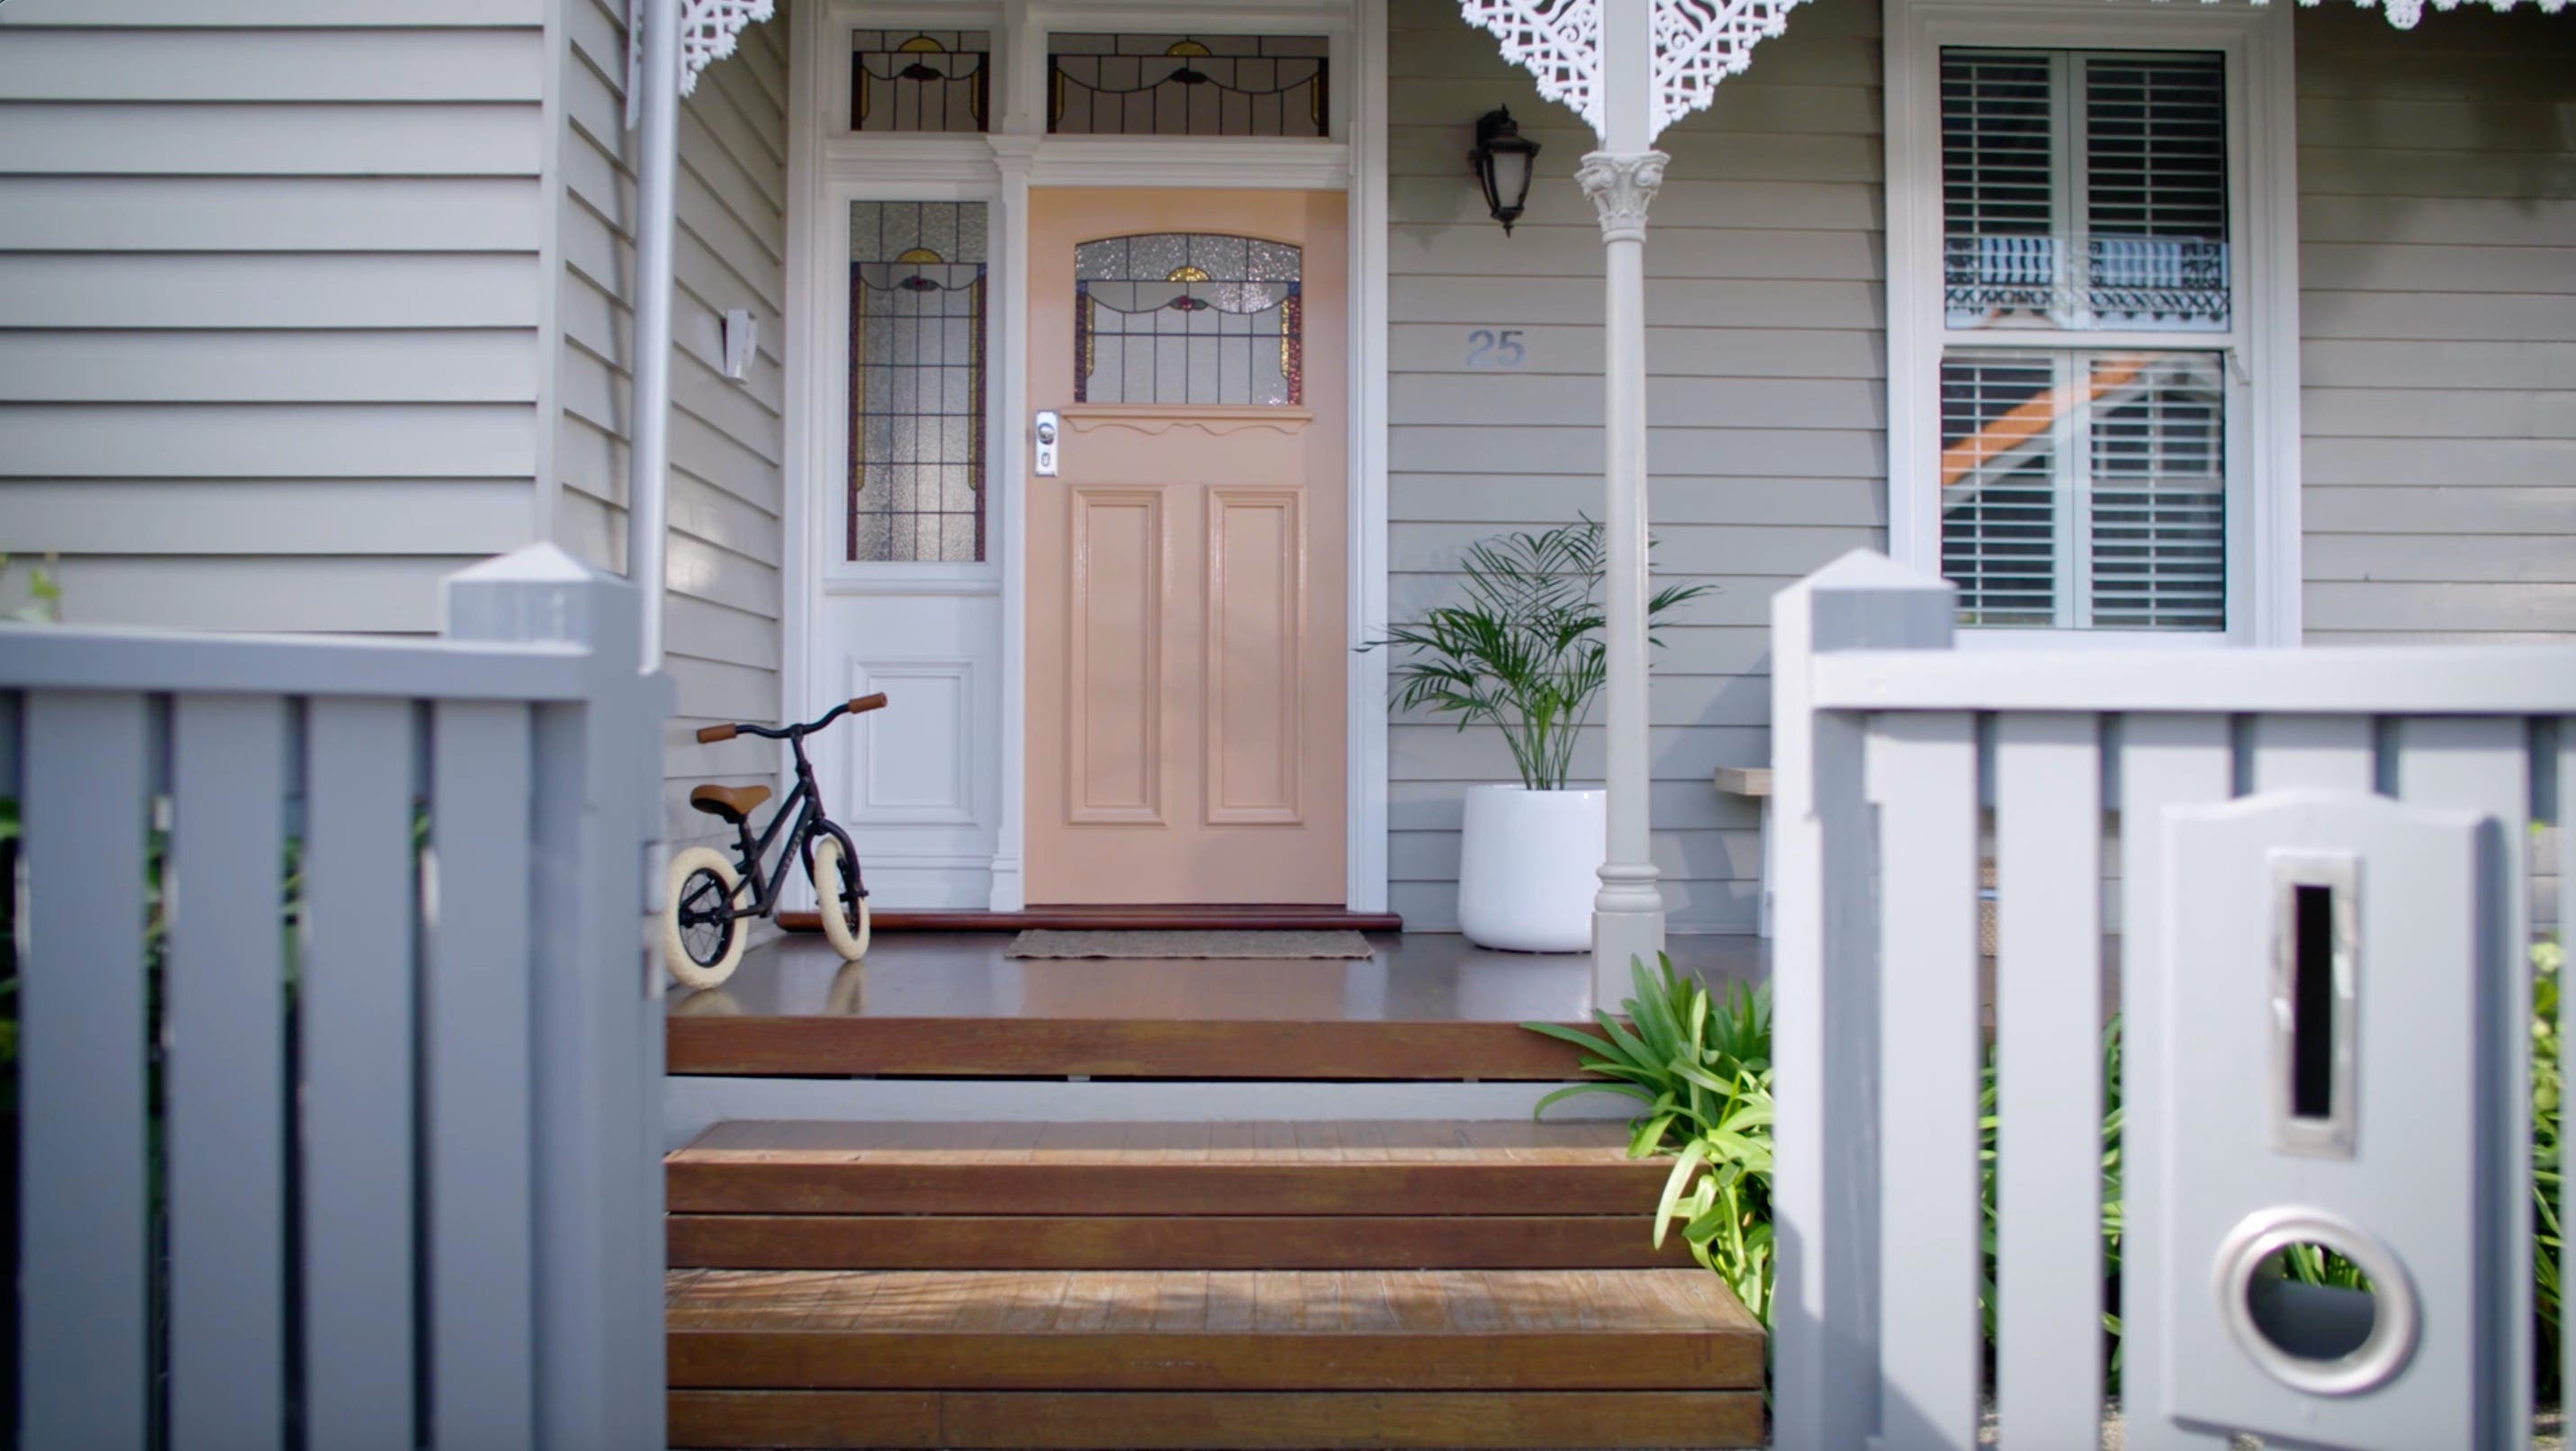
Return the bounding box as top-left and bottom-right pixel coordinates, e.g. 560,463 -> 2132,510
0,0 -> 555,628
2293,3 -> 2576,645
1387,0 -> 1890,933
551,0 -> 792,861
1385,0 -> 2572,933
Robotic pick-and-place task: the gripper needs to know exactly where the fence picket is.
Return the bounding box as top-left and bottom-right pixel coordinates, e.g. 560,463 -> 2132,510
2395,716 -> 2534,1451
2561,716 -> 2573,1421
301,698 -> 420,1451
1993,713 -> 2106,1450
2112,715 -> 2236,1451
427,700 -> 536,1450
17,691 -> 151,1451
167,696 -> 290,1450
1866,711 -> 1983,1451
2249,714 -> 2375,795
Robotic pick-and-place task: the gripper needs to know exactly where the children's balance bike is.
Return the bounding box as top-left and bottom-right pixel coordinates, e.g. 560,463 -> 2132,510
662,692 -> 885,988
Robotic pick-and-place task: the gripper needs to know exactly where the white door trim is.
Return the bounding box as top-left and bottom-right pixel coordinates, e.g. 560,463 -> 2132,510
782,0 -> 1391,913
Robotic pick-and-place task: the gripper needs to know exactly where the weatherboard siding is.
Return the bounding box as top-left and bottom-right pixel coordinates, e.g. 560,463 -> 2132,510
555,0 -> 790,855
0,2 -> 551,630
2294,4 -> 2576,647
2291,5 -> 2573,927
1385,0 -> 1887,933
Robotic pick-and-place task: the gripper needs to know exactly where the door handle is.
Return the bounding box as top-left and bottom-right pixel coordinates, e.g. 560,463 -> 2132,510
1034,410 -> 1059,477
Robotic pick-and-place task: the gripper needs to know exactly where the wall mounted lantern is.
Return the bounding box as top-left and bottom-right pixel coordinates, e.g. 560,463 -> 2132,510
1469,107 -> 1540,234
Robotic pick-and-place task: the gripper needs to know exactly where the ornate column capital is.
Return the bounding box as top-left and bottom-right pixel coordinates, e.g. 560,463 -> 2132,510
1576,149 -> 1669,244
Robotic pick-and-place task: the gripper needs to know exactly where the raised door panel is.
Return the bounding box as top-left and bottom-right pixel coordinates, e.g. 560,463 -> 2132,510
1204,487 -> 1303,825
1067,487 -> 1165,825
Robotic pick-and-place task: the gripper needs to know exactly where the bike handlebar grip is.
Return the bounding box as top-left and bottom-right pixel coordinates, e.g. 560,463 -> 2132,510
849,692 -> 889,714
696,723 -> 738,744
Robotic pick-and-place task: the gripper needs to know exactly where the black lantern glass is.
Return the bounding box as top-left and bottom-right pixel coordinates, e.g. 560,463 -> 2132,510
1470,107 -> 1540,234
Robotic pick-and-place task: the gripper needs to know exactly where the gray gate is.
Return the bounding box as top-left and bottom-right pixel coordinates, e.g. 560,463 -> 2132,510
0,546 -> 671,1450
1767,552 -> 2571,1451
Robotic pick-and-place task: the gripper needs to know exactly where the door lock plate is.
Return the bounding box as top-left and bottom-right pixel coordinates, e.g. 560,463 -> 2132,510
1034,410 -> 1059,477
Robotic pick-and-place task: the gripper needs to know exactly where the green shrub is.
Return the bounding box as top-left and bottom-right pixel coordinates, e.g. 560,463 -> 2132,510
1532,943 -> 2567,1394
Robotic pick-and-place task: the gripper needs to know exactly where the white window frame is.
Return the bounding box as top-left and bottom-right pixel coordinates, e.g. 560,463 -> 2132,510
1883,0 -> 2303,648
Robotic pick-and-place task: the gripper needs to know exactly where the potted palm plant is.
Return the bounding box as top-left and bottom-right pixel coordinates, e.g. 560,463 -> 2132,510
1371,520 -> 1708,951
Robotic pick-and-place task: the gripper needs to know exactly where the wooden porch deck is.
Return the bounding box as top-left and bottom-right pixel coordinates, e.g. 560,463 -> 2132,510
663,932 -> 1773,1080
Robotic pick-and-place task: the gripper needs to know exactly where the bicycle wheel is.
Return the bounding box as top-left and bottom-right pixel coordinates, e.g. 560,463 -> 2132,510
664,846 -> 748,989
808,828 -> 871,961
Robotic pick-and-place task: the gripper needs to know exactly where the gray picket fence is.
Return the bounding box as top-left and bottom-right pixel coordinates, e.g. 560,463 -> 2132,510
1766,552 -> 2576,1451
0,545 -> 671,1450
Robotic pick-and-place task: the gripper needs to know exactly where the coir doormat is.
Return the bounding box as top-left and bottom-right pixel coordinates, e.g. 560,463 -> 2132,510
1004,929 -> 1375,960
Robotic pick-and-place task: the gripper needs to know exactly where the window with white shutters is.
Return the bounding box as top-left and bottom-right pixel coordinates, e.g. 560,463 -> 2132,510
1931,44 -> 2239,634
1940,351 -> 2226,630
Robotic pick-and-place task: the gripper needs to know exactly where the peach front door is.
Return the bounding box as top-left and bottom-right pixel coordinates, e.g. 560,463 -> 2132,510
1026,189 -> 1348,904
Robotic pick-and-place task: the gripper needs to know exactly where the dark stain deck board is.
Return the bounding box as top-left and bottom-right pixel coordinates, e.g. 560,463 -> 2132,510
666,1120 -> 1671,1216
663,1016 -> 1599,1079
668,1388 -> 1762,1449
667,1213 -> 1694,1270
664,1268 -> 1764,1392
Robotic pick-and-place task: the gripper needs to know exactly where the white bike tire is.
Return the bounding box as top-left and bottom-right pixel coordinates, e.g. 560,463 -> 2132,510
810,834 -> 872,961
664,846 -> 747,989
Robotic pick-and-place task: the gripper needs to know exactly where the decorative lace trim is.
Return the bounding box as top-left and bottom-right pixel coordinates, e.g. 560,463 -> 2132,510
1647,0 -> 1812,140
1464,0 -> 2566,146
1458,0 -> 1607,137
626,0 -> 778,130
678,0 -> 777,92
2244,0 -> 2566,30
1457,0 -> 1815,142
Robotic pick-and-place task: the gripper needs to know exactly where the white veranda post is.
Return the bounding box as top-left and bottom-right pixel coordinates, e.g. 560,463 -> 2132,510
626,0 -> 777,671
1461,0 -> 1815,997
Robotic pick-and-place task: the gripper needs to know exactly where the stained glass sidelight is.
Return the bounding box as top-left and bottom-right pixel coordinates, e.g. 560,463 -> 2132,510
1049,34 -> 1329,137
849,202 -> 988,563
1074,233 -> 1302,407
850,31 -> 989,132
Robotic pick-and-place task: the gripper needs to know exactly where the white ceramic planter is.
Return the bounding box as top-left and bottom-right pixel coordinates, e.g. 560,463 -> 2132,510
1456,784 -> 1608,953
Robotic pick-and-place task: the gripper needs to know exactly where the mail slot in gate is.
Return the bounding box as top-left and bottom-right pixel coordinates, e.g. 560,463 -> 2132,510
2157,790 -> 2514,1450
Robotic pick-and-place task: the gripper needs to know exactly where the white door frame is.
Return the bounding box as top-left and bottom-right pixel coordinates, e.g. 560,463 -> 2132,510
782,0 -> 1391,912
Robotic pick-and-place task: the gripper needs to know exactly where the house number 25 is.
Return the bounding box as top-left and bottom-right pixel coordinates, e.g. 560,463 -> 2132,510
1464,329 -> 1526,367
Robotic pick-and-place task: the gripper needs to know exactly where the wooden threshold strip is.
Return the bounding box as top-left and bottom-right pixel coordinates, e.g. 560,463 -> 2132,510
669,1389 -> 1764,1450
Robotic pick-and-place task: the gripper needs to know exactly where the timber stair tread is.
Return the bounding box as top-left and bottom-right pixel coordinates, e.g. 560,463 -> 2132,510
667,1389 -> 1762,1451
664,1014 -> 1594,1080
665,1267 -> 1763,1390
667,1119 -> 1670,1217
663,1121 -> 1764,1448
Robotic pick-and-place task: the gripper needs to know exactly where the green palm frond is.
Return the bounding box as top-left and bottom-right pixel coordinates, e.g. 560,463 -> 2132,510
1361,518 -> 1711,789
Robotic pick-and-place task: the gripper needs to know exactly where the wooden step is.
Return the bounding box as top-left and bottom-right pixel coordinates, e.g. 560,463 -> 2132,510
669,1212 -> 1693,1270
669,1389 -> 1762,1449
670,1122 -> 1687,1271
666,1014 -> 1591,1079
667,1267 -> 1760,1392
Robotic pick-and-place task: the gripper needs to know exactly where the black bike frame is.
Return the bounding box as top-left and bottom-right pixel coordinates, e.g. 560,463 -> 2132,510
717,728 -> 842,918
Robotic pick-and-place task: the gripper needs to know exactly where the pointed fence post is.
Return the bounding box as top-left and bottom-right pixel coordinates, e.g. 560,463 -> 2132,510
1768,550 -> 1954,1451
443,545 -> 675,1451
1584,0 -> 1671,1000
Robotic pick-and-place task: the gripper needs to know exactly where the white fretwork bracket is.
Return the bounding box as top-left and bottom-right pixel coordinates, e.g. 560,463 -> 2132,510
626,0 -> 778,131
1458,0 -> 1815,144
2242,0 -> 2565,28
1463,0 -> 2565,146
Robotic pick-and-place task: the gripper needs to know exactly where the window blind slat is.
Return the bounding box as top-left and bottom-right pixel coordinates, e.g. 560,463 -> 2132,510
2083,54 -> 2229,328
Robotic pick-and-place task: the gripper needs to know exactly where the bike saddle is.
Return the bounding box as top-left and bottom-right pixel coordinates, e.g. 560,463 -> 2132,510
688,783 -> 771,824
